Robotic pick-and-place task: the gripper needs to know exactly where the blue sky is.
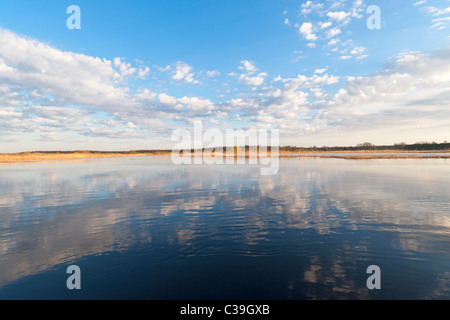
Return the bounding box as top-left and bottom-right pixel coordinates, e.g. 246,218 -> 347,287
0,0 -> 449,152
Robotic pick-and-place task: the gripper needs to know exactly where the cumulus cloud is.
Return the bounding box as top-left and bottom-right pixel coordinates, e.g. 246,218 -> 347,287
206,70 -> 220,78
0,28 -> 146,115
328,38 -> 340,46
299,22 -> 318,41
137,66 -> 151,79
315,68 -> 328,74
327,11 -> 351,23
1,27 -> 450,150
320,22 -> 332,29
113,57 -> 137,78
239,73 -> 267,87
350,46 -> 366,55
301,1 -> 324,15
168,61 -> 200,84
219,47 -> 450,143
178,96 -> 215,112
315,47 -> 450,141
239,60 -> 258,73
288,1 -> 366,59
326,27 -> 342,38
0,27 -> 216,146
232,60 -> 267,87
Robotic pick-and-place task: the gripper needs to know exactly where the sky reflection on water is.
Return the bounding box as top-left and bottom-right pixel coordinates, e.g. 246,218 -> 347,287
0,157 -> 449,299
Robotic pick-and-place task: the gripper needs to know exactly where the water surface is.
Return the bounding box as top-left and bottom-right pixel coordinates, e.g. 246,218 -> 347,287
0,157 -> 449,299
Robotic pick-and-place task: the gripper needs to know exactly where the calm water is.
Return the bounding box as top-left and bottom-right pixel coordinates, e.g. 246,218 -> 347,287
0,157 -> 449,300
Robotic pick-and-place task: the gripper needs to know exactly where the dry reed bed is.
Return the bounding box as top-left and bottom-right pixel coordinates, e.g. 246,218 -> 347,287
0,152 -> 168,163
1,151 -> 449,163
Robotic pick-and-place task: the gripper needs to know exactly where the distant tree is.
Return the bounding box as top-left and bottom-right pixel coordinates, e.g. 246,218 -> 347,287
357,142 -> 375,148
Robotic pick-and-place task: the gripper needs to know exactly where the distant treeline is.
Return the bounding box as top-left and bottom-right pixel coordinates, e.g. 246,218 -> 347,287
15,141 -> 450,154
281,142 -> 450,152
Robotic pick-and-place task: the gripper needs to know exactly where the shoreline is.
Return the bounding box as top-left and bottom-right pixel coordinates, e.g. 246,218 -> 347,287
1,150 -> 450,163
0,151 -> 170,163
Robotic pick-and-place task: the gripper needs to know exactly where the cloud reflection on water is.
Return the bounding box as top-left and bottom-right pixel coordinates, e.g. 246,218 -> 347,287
0,157 -> 449,299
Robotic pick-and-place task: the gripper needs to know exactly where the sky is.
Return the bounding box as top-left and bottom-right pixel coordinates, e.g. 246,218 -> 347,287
0,0 -> 449,152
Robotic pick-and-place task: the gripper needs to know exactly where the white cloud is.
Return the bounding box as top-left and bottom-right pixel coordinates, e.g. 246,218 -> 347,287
431,16 -> 450,29
301,1 -> 324,15
137,66 -> 150,79
113,57 -> 137,78
277,72 -> 340,90
351,0 -> 364,18
158,93 -> 183,111
0,28 -> 139,114
288,1 -> 366,57
419,4 -> 450,30
292,50 -> 306,62
1,26 -> 450,149
169,61 -> 200,84
0,28 -> 219,145
413,1 -> 427,6
239,72 -> 267,87
320,22 -> 332,29
350,46 -> 366,55
233,47 -> 450,142
315,68 -> 328,74
318,48 -> 450,140
425,6 -> 450,16
206,70 -> 220,78
327,11 -> 351,22
299,22 -> 318,41
310,87 -> 327,99
239,60 -> 258,73
326,28 -> 342,38
178,96 -> 215,112
328,38 -> 340,46
234,60 -> 266,87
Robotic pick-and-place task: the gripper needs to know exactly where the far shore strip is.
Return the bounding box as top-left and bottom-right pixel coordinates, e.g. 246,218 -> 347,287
1,150 -> 450,163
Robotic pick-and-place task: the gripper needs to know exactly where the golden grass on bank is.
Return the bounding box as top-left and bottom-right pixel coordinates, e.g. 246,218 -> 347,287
0,151 -> 171,163
1,150 -> 449,163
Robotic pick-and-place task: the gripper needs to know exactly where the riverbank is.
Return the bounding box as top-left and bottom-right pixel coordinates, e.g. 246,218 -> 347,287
1,150 -> 449,163
0,151 -> 171,163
